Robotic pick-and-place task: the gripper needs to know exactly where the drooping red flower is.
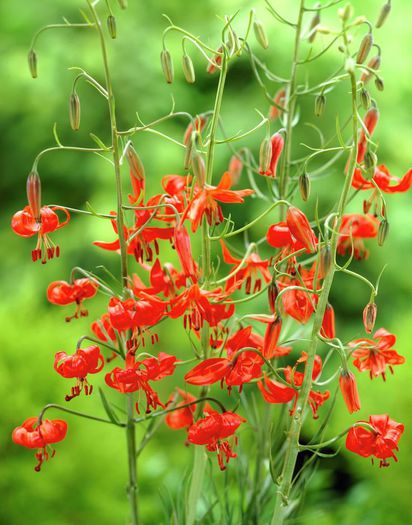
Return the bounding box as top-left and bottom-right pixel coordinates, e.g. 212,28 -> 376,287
184,172 -> 254,232
337,214 -> 379,259
187,411 -> 246,470
258,352 -> 330,418
165,389 -> 197,430
346,414 -> 404,467
220,241 -> 272,294
105,352 -> 176,413
206,47 -> 223,74
286,207 -> 317,253
12,417 -> 68,471
320,303 -> 336,339
352,165 -> 412,193
339,370 -> 361,414
108,294 -> 166,333
47,278 -> 98,321
11,205 -> 70,263
174,224 -> 197,281
168,283 -> 234,330
54,345 -> 104,400
132,259 -> 187,298
278,264 -> 319,324
350,328 -> 405,380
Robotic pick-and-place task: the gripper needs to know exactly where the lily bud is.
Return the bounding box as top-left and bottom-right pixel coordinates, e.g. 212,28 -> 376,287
269,87 -> 286,121
182,54 -> 196,84
117,0 -> 127,9
191,151 -> 206,186
364,150 -> 377,179
321,303 -> 336,339
28,49 -> 38,79
339,4 -> 353,21
26,170 -> 42,221
207,46 -> 223,74
375,77 -> 385,92
263,318 -> 282,358
268,279 -> 279,315
376,1 -> 391,28
299,171 -> 310,202
314,94 -> 326,117
183,116 -> 207,146
263,133 -> 284,178
378,218 -> 389,246
161,49 -> 174,84
320,245 -> 332,277
286,206 -> 317,253
253,19 -> 269,49
359,87 -> 371,109
258,137 -> 272,175
356,33 -> 373,64
339,370 -> 361,414
363,302 -> 377,333
107,15 -> 117,39
69,92 -> 81,131
228,155 -> 243,185
126,144 -> 145,181
361,55 -> 381,84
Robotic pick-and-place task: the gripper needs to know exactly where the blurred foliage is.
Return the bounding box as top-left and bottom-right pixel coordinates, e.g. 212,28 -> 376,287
1,0 -> 412,524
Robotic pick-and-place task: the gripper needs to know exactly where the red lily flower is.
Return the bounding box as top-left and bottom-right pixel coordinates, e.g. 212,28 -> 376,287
11,205 -> 70,263
185,172 -> 254,232
91,313 -> 116,343
146,175 -> 191,221
132,259 -> 187,298
228,155 -> 243,185
258,353 -> 330,418
352,164 -> 412,193
337,214 -> 379,259
286,207 -> 317,253
220,241 -> 272,294
339,370 -> 361,414
278,265 -> 319,324
269,87 -> 286,121
12,417 -> 68,471
168,283 -> 234,330
54,345 -> 104,400
350,328 -> 405,380
187,411 -> 246,470
105,352 -> 176,413
165,389 -> 197,430
126,145 -> 145,204
346,414 -> 404,467
108,294 -> 165,332
47,278 -> 98,321
94,211 -> 174,263
259,133 -> 284,178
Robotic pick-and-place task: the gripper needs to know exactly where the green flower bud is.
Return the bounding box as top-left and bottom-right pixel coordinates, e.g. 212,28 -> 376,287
376,2 -> 391,28
182,54 -> 196,84
315,94 -> 326,117
28,49 -> 38,79
161,49 -> 174,84
107,15 -> 117,39
69,92 -> 81,131
299,171 -> 311,202
356,33 -> 373,64
253,20 -> 269,50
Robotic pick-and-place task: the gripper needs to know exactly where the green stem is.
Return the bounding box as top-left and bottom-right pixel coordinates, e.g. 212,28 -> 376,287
278,0 -> 305,209
87,2 -> 137,523
270,23 -> 359,525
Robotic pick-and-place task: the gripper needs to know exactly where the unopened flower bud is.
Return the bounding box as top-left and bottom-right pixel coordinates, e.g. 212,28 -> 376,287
321,303 -> 336,339
117,0 -> 127,9
182,54 -> 196,84
263,318 -> 282,358
356,33 -> 373,64
361,55 -> 381,84
269,87 -> 286,121
69,92 -> 81,131
339,370 -> 361,414
359,87 -> 371,109
375,77 -> 385,91
315,94 -> 326,117
320,244 -> 332,277
126,144 -> 145,182
286,206 -> 317,253
268,279 -> 279,315
26,170 -> 42,221
227,30 -> 239,55
259,137 -> 272,175
28,49 -> 38,79
228,155 -> 243,185
378,218 -> 389,246
308,5 -> 321,43
363,302 -> 377,333
107,15 -> 117,39
376,1 -> 391,29
316,25 -> 331,35
253,19 -> 269,49
339,4 -> 353,21
161,49 -> 174,84
191,151 -> 206,186
364,150 -> 377,179
299,171 -> 310,201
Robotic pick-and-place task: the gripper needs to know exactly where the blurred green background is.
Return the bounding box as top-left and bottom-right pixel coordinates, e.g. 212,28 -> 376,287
1,0 -> 411,524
